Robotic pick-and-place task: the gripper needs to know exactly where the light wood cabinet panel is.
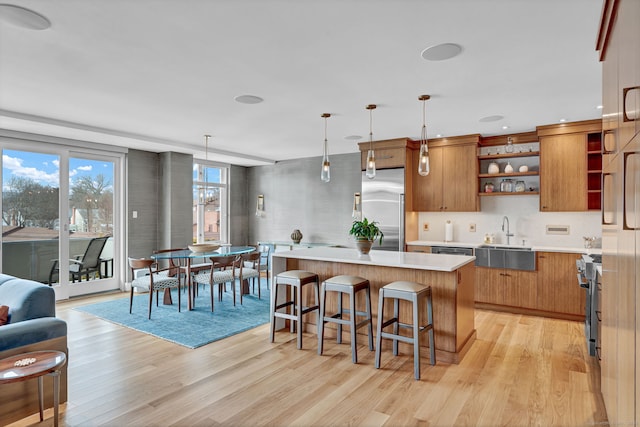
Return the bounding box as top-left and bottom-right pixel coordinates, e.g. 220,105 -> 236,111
405,245 -> 430,253
475,267 -> 503,305
359,146 -> 407,170
475,267 -> 537,309
413,146 -> 444,211
442,144 -> 478,211
597,1 -> 639,423
536,252 -> 585,316
539,134 -> 588,211
503,269 -> 538,309
413,143 -> 478,212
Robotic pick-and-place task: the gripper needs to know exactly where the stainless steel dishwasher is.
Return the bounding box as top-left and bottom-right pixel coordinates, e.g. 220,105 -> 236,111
430,246 -> 474,256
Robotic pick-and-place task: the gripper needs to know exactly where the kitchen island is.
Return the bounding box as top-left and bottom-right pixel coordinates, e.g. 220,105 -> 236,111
271,247 -> 476,364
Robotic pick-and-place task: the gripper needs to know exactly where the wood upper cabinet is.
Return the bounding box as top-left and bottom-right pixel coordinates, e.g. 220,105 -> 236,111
598,2 -> 640,424
536,251 -> 585,316
538,120 -> 601,212
413,135 -> 479,212
358,138 -> 413,171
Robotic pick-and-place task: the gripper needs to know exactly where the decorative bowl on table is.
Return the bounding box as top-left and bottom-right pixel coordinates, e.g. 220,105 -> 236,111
188,243 -> 220,253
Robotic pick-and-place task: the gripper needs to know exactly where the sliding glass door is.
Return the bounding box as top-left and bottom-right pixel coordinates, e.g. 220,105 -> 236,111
1,143 -> 123,299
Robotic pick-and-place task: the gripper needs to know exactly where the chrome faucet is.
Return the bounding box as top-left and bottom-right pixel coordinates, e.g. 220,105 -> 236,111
502,216 -> 514,245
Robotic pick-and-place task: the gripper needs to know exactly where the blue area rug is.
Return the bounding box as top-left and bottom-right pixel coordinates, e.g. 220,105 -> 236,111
75,279 -> 270,348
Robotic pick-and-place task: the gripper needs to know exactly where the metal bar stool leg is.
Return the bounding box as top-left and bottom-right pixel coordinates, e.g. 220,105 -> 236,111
296,283 -> 303,349
269,281 -> 279,342
412,292 -> 421,380
317,281 -> 326,355
366,285 -> 374,351
349,287 -> 358,364
392,297 -> 400,356
375,288 -> 385,369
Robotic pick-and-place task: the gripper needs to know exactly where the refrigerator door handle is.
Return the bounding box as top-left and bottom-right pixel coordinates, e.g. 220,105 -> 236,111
399,193 -> 405,251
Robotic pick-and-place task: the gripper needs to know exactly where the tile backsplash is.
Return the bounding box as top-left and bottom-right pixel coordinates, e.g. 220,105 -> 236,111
417,195 -> 601,248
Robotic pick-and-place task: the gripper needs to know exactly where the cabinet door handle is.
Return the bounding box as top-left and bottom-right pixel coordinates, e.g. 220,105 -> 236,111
602,130 -> 616,153
623,86 -> 640,122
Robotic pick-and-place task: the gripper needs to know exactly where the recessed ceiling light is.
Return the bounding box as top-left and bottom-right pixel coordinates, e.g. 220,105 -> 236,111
479,115 -> 504,123
436,134 -> 442,138
502,125 -> 510,130
596,105 -> 603,109
234,95 -> 264,104
421,43 -> 462,61
345,135 -> 362,140
0,4 -> 51,30
559,118 -> 567,122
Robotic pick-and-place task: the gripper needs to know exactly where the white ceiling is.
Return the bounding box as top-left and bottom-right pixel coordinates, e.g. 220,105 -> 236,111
0,0 -> 604,167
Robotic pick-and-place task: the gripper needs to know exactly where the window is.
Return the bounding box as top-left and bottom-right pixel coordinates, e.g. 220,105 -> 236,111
193,163 -> 228,243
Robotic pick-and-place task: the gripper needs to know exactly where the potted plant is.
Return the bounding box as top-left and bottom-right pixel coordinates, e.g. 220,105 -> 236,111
349,217 -> 384,255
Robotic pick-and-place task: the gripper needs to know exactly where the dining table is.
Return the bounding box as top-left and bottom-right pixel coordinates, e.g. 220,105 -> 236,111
151,245 -> 255,310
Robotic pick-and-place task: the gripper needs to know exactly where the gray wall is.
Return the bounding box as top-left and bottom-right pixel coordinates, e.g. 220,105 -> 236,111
247,153 -> 361,247
127,150 -> 192,270
127,149 -> 160,259
127,150 -> 359,270
158,152 -> 193,249
229,165 -> 249,245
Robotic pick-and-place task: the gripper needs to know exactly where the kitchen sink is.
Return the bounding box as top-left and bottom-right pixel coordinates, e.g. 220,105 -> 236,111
475,245 -> 536,270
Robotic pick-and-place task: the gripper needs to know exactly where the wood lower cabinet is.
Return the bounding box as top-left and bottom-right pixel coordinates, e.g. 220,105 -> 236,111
475,267 -> 537,309
475,252 -> 583,319
536,251 -> 585,316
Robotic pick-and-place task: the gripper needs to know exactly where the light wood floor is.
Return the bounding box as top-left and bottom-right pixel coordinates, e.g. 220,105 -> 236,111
10,291 -> 608,427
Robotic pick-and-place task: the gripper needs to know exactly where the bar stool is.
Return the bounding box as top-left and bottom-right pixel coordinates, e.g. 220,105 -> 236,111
317,275 -> 374,363
269,270 -> 320,349
374,281 -> 435,380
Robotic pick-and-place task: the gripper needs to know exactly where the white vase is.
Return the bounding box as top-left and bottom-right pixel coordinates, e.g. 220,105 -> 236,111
504,162 -> 513,173
488,162 -> 499,174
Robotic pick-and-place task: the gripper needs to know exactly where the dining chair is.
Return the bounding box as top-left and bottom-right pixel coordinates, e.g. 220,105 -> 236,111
240,251 -> 262,300
193,255 -> 241,312
258,244 -> 272,290
128,257 -> 181,319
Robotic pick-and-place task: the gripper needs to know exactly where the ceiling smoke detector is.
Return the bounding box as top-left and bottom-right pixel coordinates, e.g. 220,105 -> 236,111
421,43 -> 462,61
479,115 -> 504,123
0,4 -> 51,30
234,95 -> 264,104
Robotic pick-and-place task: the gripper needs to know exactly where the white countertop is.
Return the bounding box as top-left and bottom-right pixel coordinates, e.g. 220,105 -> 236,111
406,240 -> 602,255
271,246 -> 475,272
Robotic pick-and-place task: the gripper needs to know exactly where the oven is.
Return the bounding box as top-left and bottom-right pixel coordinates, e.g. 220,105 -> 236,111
576,253 -> 602,358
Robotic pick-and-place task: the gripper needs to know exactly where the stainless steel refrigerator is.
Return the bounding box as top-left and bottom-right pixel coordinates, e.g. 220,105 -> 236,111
361,168 -> 405,251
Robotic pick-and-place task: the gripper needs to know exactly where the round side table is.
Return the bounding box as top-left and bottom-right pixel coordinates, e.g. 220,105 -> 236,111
0,350 -> 67,427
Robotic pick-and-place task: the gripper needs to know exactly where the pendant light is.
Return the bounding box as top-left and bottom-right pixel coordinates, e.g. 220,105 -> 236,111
418,95 -> 430,176
320,113 -> 331,182
204,134 -> 211,161
365,104 -> 377,179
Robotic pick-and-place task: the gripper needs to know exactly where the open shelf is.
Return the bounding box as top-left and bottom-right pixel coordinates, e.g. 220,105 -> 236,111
478,151 -> 540,160
479,171 -> 539,178
479,191 -> 540,197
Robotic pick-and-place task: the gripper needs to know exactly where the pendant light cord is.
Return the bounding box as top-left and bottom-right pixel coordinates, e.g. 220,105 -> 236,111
369,107 -> 373,150
421,97 -> 428,148
324,116 -> 328,156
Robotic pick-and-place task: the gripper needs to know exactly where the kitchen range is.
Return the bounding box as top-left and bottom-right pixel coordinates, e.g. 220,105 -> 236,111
576,253 -> 602,359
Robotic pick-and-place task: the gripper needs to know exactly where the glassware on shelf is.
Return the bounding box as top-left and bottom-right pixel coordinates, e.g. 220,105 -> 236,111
500,178 -> 514,192
515,180 -> 526,192
505,137 -> 514,153
484,182 -> 494,193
